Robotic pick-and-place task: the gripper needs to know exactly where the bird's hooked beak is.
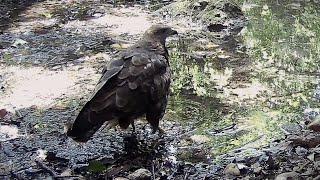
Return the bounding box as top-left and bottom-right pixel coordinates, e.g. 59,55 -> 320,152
170,29 -> 178,35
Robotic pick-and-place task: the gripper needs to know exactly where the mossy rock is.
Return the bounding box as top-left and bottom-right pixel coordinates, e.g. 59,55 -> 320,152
157,0 -> 245,33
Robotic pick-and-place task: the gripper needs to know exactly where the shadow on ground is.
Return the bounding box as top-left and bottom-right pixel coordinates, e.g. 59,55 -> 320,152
0,0 -> 48,31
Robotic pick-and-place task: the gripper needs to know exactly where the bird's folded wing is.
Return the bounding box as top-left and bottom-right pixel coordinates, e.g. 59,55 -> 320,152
87,50 -> 168,114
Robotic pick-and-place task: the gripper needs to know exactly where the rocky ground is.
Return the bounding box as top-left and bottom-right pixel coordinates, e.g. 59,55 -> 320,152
1,0 -> 320,179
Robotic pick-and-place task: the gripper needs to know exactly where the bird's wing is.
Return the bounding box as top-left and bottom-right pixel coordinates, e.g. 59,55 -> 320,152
89,50 -> 168,112
67,49 -> 169,142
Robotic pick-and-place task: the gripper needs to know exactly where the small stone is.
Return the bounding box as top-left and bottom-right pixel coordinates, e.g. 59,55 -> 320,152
307,153 -> 315,162
275,172 -> 300,180
128,168 -> 152,180
60,168 -> 72,176
295,146 -> 308,156
253,167 -> 262,174
224,163 -> 240,176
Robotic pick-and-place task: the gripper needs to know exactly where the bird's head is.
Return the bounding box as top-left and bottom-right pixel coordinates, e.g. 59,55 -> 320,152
143,24 -> 178,44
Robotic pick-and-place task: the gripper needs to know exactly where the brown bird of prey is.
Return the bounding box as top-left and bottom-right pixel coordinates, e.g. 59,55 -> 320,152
66,24 -> 178,142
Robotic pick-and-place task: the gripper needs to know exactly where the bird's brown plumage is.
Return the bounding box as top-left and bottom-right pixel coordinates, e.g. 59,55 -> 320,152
66,24 -> 177,142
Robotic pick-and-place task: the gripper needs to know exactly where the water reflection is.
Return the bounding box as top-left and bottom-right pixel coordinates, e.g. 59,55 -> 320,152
166,1 -> 320,157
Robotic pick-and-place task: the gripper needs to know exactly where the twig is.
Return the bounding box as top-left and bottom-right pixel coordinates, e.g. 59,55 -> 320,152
14,108 -> 23,119
152,160 -> 155,180
24,121 -> 31,137
209,123 -> 236,134
183,170 -> 188,180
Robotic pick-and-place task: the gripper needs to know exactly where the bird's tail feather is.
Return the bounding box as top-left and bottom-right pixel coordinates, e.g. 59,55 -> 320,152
66,103 -> 105,142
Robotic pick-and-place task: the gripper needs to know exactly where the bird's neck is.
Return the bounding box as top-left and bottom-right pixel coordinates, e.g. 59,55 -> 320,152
139,35 -> 167,56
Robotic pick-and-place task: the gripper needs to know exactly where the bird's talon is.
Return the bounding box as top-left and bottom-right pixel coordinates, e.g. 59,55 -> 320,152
158,127 -> 165,134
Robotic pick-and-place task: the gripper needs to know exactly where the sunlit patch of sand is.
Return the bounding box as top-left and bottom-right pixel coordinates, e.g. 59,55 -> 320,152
91,7 -> 151,36
0,125 -> 20,141
0,66 -> 79,111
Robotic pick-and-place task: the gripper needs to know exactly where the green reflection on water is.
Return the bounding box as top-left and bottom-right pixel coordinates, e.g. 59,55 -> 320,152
166,1 -> 320,157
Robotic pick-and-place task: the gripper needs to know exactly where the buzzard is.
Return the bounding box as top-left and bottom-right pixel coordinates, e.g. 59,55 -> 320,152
66,24 -> 178,142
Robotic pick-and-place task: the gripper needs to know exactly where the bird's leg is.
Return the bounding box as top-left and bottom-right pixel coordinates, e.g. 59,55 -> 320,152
158,127 -> 165,134
131,120 -> 135,133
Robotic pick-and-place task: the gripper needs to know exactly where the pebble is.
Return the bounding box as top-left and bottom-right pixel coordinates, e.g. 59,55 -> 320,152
128,168 -> 152,180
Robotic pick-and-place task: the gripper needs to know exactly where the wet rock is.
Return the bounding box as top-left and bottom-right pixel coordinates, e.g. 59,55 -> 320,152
307,117 -> 320,132
288,133 -> 320,148
224,163 -> 240,176
274,172 -> 300,180
178,147 -> 210,163
128,168 -> 152,180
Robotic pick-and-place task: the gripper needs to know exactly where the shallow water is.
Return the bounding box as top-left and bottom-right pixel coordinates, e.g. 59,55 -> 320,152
166,0 -> 320,158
